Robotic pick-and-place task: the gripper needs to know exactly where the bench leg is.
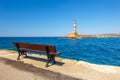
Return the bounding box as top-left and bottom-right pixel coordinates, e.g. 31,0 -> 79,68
17,51 -> 21,60
51,55 -> 56,65
23,51 -> 28,58
46,61 -> 50,67
46,54 -> 51,67
46,54 -> 56,67
17,50 -> 28,60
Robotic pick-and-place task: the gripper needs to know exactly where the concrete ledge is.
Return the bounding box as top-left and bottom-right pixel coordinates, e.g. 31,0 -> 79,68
0,50 -> 120,80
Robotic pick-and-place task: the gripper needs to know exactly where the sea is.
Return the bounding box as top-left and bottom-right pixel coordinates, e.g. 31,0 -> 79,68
0,37 -> 120,66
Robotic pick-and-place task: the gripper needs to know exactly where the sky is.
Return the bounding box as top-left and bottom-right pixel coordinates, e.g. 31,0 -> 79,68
0,0 -> 120,37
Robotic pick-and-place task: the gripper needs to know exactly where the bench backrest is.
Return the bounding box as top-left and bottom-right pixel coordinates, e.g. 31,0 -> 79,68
14,42 -> 28,49
13,42 -> 47,53
13,42 -> 60,55
27,44 -> 46,52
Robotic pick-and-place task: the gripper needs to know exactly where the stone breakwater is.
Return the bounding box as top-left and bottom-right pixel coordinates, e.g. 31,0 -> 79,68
0,50 -> 120,80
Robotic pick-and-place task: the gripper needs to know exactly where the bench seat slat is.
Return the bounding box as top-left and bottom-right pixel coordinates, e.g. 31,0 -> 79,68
49,52 -> 61,55
19,48 -> 47,53
19,48 -> 29,51
30,50 -> 47,53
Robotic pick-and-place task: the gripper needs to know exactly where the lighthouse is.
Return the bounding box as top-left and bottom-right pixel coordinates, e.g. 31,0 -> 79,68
67,20 -> 78,38
73,20 -> 77,34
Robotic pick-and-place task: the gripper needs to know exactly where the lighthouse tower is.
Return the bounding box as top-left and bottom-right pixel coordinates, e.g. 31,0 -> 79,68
67,20 -> 78,38
73,20 -> 77,34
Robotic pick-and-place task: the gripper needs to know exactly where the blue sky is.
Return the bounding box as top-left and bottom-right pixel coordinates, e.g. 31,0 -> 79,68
0,0 -> 120,37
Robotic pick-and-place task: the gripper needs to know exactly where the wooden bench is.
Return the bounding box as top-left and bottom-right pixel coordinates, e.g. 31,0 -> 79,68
13,42 -> 61,67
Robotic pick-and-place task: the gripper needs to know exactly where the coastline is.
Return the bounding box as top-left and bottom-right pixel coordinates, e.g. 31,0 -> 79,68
0,50 -> 120,80
0,57 -> 80,80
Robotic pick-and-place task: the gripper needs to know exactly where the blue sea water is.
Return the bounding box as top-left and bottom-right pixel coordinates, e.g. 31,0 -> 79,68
0,37 -> 120,66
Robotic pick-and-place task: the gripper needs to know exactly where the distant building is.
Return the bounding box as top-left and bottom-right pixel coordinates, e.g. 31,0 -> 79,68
66,20 -> 120,38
